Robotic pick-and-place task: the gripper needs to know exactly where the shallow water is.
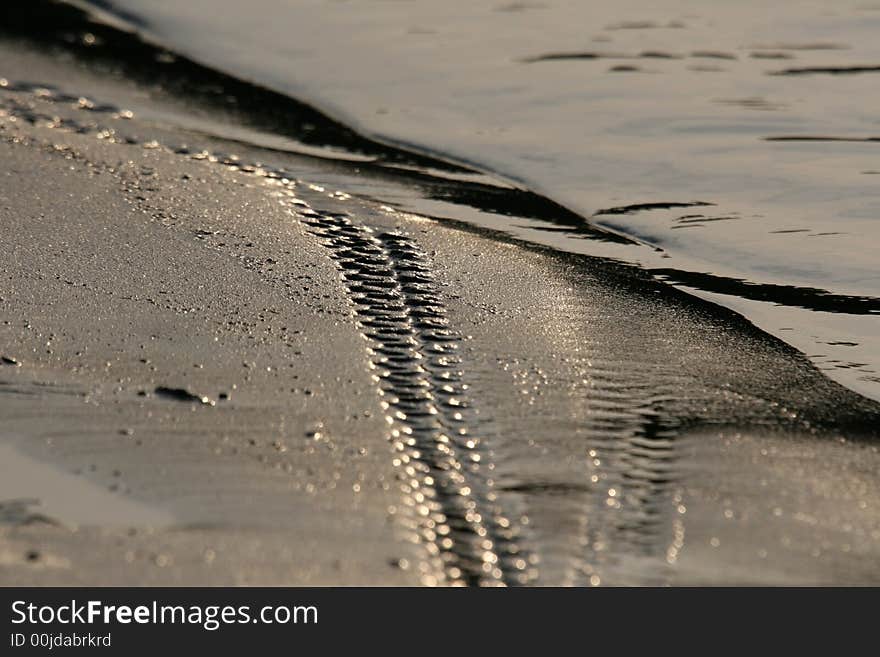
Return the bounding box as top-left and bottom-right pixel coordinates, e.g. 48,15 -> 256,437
69,0 -> 880,401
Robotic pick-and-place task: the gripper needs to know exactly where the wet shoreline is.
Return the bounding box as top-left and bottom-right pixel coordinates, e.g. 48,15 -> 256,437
8,0 -> 877,401
1,4 -> 880,585
0,32 -> 880,585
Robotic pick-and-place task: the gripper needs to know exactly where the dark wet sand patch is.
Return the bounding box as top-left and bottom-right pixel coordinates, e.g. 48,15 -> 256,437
639,51 -> 682,59
675,215 -> 741,225
524,50 -> 728,63
494,2 -> 547,13
594,201 -> 715,216
750,51 -> 794,60
716,97 -> 786,111
606,20 -> 686,31
765,135 -> 880,142
688,64 -> 726,72
521,51 -> 604,62
751,42 -> 850,51
652,269 -> 880,315
770,65 -> 880,75
691,51 -> 738,60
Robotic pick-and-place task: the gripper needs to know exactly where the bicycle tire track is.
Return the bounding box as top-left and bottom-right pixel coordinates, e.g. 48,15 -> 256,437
298,210 -> 534,586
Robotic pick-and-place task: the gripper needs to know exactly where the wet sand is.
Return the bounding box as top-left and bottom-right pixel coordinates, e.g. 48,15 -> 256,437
2,39 -> 880,585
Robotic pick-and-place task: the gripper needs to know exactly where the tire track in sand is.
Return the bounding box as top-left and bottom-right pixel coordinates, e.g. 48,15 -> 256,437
297,209 -> 535,586
0,79 -> 536,585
